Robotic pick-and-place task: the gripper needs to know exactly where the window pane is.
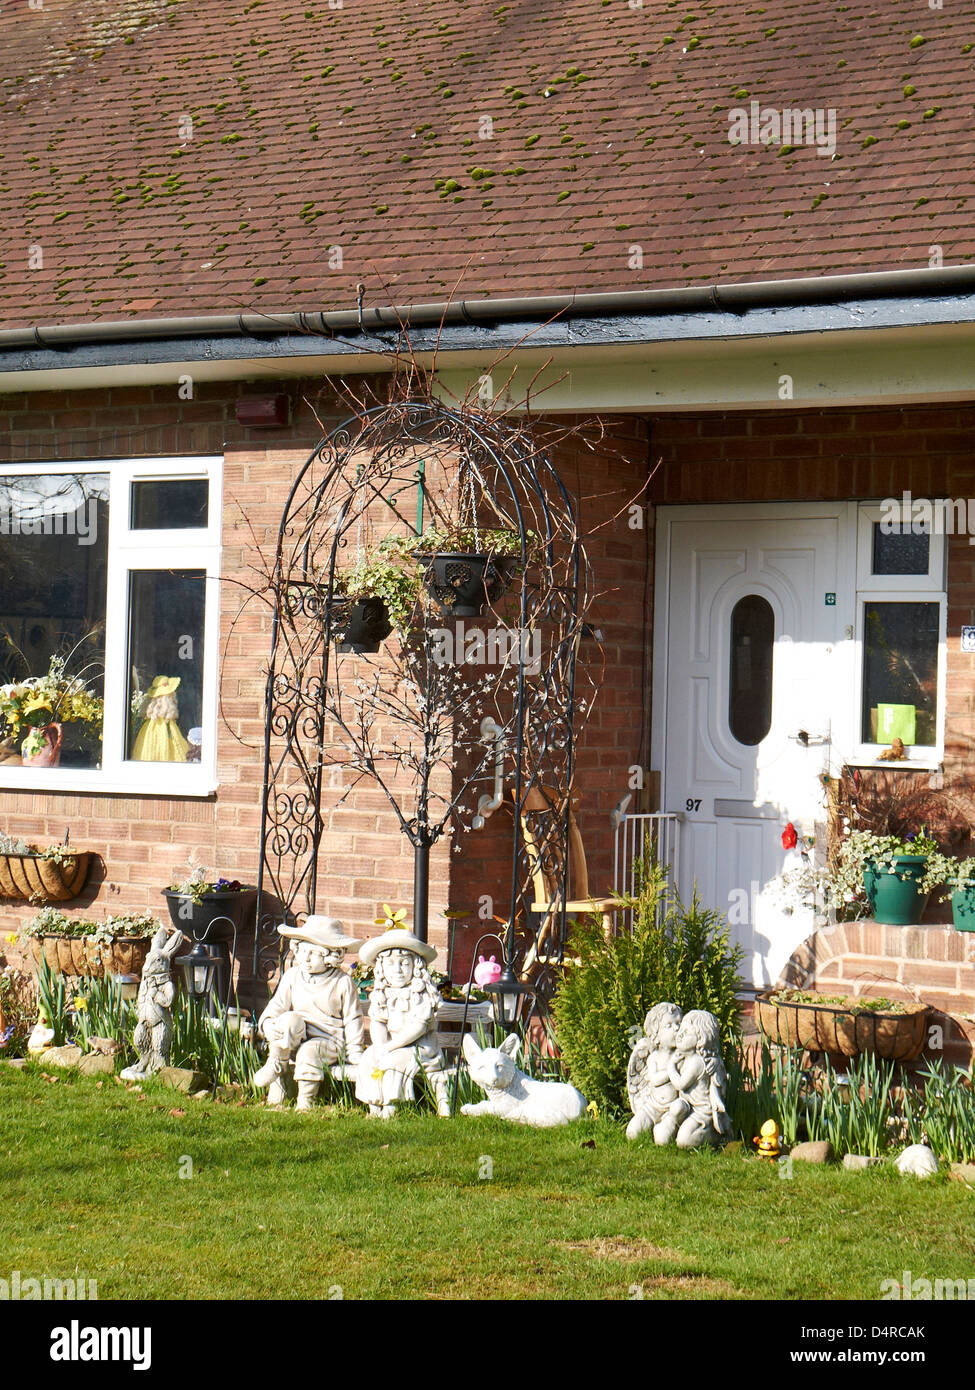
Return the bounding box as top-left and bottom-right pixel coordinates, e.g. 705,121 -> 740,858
0,473 -> 108,769
131,479 -> 209,530
861,601 -> 939,746
127,570 -> 206,762
872,521 -> 929,576
729,594 -> 774,746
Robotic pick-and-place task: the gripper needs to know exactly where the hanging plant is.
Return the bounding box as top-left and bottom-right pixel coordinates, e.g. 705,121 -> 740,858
385,524 -> 524,618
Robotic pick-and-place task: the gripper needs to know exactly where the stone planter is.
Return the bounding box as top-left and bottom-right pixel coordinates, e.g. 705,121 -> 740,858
862,855 -> 929,926
756,991 -> 932,1061
28,934 -> 152,980
0,851 -> 91,903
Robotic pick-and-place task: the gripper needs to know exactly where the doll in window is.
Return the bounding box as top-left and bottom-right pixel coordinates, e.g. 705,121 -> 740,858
131,674 -> 189,762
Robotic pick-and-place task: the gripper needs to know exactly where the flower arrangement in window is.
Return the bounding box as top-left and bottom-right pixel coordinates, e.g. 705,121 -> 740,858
0,651 -> 104,767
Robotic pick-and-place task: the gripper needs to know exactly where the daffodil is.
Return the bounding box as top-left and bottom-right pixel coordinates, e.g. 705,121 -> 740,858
72,996 -> 87,1011
4,933 -> 16,945
586,1100 -> 599,1119
374,903 -> 407,931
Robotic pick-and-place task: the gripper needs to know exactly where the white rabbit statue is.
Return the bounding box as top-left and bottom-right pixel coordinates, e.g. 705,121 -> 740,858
460,1031 -> 587,1128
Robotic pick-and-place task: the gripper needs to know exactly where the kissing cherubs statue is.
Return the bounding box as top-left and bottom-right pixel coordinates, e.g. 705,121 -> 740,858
120,925 -> 185,1080
625,1001 -> 683,1141
662,1009 -> 732,1149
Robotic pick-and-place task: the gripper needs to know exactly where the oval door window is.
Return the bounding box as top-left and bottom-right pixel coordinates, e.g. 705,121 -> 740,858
729,595 -> 774,746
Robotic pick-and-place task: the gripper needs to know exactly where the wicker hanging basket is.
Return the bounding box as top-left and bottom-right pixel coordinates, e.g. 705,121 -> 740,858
0,852 -> 91,903
755,990 -> 931,1061
27,934 -> 151,980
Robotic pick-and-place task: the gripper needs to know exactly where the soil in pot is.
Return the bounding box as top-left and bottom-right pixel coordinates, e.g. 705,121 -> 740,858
862,855 -> 929,926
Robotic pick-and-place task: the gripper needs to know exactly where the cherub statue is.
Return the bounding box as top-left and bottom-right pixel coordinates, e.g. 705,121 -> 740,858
354,926 -> 450,1119
625,1001 -> 683,1141
254,917 -> 366,1110
661,1009 -> 732,1149
120,926 -> 185,1080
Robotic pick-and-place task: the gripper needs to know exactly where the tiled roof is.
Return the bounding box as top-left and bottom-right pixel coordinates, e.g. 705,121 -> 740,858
0,0 -> 973,329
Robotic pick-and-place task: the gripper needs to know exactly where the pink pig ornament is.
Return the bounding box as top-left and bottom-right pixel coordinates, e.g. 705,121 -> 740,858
473,955 -> 502,987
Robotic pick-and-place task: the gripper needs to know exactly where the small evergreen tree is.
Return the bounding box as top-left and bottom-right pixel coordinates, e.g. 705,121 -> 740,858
550,865 -> 745,1115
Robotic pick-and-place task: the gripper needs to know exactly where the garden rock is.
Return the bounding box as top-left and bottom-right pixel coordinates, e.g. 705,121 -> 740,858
80,1053 -> 117,1077
3,1058 -> 27,1069
895,1145 -> 939,1179
790,1141 -> 833,1164
843,1154 -> 884,1171
86,1036 -> 122,1057
158,1066 -> 208,1093
40,1045 -> 83,1069
949,1163 -> 975,1185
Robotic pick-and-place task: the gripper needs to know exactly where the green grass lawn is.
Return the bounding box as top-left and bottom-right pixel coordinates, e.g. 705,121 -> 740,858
2,1063 -> 973,1301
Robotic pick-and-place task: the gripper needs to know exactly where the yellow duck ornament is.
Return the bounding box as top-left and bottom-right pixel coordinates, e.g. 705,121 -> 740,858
754,1119 -> 781,1159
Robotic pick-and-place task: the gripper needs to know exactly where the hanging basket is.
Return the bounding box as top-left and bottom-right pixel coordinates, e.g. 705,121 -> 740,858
756,990 -> 931,1060
416,552 -> 513,618
27,934 -> 152,979
328,595 -> 393,653
0,851 -> 92,903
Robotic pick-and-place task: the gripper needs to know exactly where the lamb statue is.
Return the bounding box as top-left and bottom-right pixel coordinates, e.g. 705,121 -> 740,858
460,1032 -> 587,1127
120,925 -> 185,1080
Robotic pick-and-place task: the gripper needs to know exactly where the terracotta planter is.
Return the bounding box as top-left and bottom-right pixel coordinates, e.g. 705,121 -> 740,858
0,851 -> 91,903
21,722 -> 64,767
757,990 -> 931,1061
28,934 -> 151,980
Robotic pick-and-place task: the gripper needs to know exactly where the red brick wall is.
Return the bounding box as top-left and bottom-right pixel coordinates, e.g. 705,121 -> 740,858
0,382 -> 652,1003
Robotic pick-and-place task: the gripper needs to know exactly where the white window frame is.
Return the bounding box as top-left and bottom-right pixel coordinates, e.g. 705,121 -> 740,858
851,501 -> 946,767
0,456 -> 222,796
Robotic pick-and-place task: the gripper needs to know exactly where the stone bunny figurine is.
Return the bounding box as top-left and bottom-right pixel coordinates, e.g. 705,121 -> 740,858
120,925 -> 185,1080
460,1032 -> 587,1127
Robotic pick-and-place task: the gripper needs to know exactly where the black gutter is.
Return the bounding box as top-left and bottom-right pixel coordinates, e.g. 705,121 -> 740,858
2,265 -> 975,350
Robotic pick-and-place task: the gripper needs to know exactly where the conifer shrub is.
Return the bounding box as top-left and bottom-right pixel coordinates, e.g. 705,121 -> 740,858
550,865 -> 745,1115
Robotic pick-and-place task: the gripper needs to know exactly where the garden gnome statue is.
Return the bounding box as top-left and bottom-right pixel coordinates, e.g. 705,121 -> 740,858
625,1001 -> 683,1141
660,1008 -> 732,1149
255,917 -> 365,1110
120,925 -> 185,1080
354,924 -> 450,1119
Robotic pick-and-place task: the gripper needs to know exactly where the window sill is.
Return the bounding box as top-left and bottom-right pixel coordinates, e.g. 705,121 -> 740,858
844,757 -> 942,774
0,767 -> 218,798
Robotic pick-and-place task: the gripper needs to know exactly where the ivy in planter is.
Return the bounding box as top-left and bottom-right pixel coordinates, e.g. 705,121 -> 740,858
829,829 -> 954,924
19,907 -> 160,978
382,525 -> 525,619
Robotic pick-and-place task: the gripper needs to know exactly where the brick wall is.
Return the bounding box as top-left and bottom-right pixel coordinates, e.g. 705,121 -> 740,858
0,381 -> 652,1004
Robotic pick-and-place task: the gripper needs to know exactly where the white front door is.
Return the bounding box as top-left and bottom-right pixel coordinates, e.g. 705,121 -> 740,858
655,505 -> 854,987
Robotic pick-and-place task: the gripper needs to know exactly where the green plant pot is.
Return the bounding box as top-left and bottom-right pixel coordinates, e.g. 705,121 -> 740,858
950,885 -> 975,932
862,855 -> 929,926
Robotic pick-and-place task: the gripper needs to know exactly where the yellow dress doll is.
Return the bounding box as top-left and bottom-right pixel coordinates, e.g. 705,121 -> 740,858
131,675 -> 189,762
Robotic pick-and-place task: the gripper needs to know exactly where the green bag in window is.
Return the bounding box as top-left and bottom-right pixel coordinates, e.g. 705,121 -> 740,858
877,703 -> 916,745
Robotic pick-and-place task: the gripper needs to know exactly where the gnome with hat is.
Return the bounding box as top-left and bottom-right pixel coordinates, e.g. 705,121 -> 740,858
254,916 -> 366,1110
354,910 -> 450,1119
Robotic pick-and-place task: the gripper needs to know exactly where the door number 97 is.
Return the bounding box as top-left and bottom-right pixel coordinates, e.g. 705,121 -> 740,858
685,798 -> 702,813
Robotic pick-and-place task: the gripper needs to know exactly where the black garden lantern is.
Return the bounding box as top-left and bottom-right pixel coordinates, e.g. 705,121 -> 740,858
177,939 -> 222,1001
